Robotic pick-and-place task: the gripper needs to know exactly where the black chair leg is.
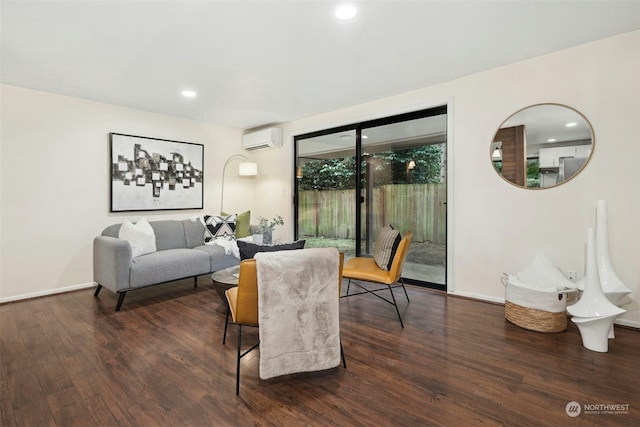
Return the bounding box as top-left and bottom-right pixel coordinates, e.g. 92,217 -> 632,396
400,278 -> 410,302
388,285 -> 404,328
340,339 -> 347,369
115,292 -> 127,312
194,276 -> 198,288
346,279 -> 352,296
223,308 -> 230,344
93,284 -> 103,296
236,325 -> 242,396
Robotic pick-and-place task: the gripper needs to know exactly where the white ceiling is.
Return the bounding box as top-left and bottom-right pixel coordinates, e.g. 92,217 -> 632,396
2,1 -> 639,130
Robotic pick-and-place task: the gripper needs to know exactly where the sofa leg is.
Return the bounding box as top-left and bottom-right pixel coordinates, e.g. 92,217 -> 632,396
94,284 -> 103,297
194,276 -> 198,288
115,292 -> 127,312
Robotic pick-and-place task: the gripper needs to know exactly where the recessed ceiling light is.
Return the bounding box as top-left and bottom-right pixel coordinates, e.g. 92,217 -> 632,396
181,90 -> 197,98
547,138 -> 557,142
335,4 -> 357,21
565,122 -> 577,127
362,135 -> 369,139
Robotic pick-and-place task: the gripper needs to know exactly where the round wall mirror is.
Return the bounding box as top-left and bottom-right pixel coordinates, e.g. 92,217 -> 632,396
491,104 -> 594,189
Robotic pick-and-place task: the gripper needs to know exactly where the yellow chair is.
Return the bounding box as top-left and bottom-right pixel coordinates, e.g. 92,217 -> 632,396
223,253 -> 346,395
342,232 -> 413,327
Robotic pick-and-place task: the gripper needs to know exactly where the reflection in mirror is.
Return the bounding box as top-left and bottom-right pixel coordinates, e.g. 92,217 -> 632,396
491,104 -> 594,189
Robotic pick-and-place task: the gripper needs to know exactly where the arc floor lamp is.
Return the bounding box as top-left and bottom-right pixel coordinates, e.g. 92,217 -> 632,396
220,154 -> 257,212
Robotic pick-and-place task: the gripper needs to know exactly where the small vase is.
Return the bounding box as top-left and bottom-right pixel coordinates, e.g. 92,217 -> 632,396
262,228 -> 273,245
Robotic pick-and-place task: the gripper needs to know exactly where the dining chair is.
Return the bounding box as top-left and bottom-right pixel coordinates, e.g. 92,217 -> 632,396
223,252 -> 346,395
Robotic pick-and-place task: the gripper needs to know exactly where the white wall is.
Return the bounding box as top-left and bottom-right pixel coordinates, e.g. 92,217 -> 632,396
0,85 -> 255,301
2,31 -> 638,327
252,31 -> 640,326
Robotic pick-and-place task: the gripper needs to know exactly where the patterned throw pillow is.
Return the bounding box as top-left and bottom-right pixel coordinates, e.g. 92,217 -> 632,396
222,210 -> 251,238
373,226 -> 401,270
203,214 -> 236,242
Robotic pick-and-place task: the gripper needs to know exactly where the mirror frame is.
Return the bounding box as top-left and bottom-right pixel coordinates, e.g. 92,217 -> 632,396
491,103 -> 595,190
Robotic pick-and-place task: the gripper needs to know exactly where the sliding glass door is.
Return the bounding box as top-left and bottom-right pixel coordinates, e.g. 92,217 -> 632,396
296,127 -> 358,258
294,107 -> 447,289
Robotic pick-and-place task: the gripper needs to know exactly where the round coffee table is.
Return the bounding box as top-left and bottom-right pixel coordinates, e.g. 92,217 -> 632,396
211,265 -> 240,303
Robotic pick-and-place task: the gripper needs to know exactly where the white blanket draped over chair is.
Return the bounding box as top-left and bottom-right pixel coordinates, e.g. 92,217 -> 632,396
255,247 -> 341,380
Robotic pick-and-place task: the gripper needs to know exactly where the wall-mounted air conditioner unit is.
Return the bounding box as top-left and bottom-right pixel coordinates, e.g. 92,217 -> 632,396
242,127 -> 283,151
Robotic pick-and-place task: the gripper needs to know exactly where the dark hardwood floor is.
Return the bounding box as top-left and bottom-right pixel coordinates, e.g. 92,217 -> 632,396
1,277 -> 638,426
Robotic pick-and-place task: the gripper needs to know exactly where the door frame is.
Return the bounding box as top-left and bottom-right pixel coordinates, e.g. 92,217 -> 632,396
292,100 -> 454,292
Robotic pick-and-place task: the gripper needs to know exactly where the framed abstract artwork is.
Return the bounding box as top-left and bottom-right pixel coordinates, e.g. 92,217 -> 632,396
110,133 -> 204,212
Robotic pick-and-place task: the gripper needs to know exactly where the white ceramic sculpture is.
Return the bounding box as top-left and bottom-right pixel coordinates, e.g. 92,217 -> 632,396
568,228 -> 625,352
571,314 -> 622,352
595,200 -> 632,306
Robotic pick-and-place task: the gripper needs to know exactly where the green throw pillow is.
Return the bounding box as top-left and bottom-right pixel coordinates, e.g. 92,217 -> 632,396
222,210 -> 251,238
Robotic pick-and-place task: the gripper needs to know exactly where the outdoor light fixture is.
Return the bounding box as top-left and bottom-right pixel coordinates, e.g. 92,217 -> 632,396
221,154 -> 257,212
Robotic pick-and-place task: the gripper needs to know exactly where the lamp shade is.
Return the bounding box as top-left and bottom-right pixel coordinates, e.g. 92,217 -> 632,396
238,162 -> 258,176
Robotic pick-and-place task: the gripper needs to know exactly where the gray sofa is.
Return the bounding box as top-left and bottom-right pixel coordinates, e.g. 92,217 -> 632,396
93,219 -> 249,311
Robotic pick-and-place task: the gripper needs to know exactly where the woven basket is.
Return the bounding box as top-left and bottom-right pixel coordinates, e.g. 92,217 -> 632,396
501,274 -> 571,333
504,300 -> 567,333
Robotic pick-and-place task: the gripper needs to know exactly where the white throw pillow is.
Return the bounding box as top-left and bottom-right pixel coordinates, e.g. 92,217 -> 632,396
119,217 -> 157,258
516,249 -> 574,291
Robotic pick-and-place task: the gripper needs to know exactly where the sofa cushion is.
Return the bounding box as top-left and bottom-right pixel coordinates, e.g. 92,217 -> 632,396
193,245 -> 242,271
129,249 -> 210,287
150,221 -> 188,251
237,240 -> 306,261
182,219 -> 206,249
102,223 -> 122,238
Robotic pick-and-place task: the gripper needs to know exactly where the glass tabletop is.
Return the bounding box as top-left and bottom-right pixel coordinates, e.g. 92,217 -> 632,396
211,265 -> 240,286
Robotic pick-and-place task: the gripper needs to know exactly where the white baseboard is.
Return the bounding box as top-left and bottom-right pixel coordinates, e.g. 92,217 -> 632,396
447,290 -> 640,330
0,282 -> 97,304
448,290 -> 505,304
615,317 -> 640,329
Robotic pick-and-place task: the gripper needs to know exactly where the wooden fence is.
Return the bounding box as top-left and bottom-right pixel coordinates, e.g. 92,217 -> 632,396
298,183 -> 446,244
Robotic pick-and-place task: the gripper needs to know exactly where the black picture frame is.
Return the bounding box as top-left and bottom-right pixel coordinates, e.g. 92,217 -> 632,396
109,133 -> 204,212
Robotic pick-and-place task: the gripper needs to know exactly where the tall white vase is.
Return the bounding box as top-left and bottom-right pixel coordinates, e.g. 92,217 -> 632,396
596,200 -> 632,306
568,228 -> 624,352
568,228 -> 625,318
572,314 -> 621,352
